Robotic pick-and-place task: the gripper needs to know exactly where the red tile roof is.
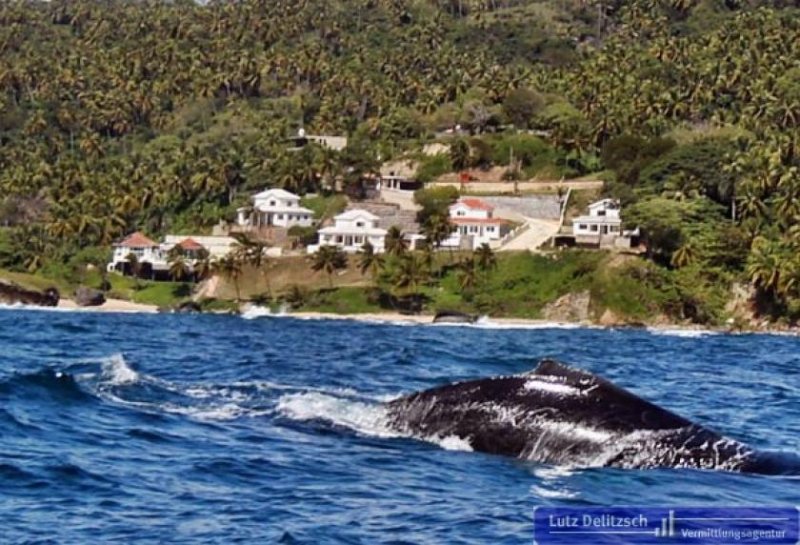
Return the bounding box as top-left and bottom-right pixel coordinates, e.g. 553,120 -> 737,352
177,237 -> 205,251
457,198 -> 494,211
116,231 -> 158,248
451,217 -> 507,225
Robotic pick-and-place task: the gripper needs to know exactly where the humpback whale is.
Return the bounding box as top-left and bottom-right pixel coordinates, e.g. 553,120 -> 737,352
385,359 -> 791,473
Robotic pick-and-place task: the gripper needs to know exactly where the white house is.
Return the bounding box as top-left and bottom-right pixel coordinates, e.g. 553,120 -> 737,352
108,233 -> 243,279
308,209 -> 388,254
377,174 -> 422,192
442,198 -> 509,250
569,198 -> 640,249
161,235 -> 238,259
107,231 -> 165,273
236,188 -> 314,229
288,129 -> 348,152
572,198 -> 622,238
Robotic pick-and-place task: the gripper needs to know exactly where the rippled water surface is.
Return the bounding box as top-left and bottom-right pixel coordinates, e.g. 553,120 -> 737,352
1,308 -> 798,544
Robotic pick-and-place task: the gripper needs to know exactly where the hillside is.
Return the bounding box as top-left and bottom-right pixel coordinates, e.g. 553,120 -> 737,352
0,0 -> 798,320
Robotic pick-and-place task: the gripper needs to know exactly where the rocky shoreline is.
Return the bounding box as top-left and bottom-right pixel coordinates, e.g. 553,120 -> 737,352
0,280 -> 59,307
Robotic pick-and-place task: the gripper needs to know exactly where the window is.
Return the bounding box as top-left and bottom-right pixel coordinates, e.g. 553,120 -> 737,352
355,236 -> 363,244
469,226 -> 478,234
356,221 -> 364,227
486,226 -> 494,232
609,225 -> 618,232
590,225 -> 599,232
277,214 -> 283,220
578,224 -> 587,230
335,236 -> 343,243
597,210 -> 606,216
269,200 -> 276,206
457,210 -> 466,216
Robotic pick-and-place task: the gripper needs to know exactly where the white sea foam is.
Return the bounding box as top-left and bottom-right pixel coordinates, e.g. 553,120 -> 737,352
531,485 -> 579,499
240,303 -> 289,320
100,353 -> 140,385
647,327 -> 718,338
0,303 -> 155,314
276,391 -> 475,452
158,402 -> 272,421
435,435 -> 474,452
0,303 -> 92,313
277,392 -> 401,438
532,465 -> 577,480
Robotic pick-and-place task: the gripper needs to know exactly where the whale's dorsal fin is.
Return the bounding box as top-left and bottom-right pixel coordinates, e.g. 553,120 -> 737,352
522,358 -> 693,431
527,359 -> 597,383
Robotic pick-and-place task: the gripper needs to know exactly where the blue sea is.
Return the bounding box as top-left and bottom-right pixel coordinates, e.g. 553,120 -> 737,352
1,307 -> 797,544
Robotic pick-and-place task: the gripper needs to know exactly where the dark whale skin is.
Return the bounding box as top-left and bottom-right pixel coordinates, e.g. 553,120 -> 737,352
386,359 -> 782,473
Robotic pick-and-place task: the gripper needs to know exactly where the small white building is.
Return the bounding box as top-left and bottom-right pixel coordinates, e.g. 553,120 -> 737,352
377,175 -> 422,192
236,188 -> 314,229
442,198 -> 509,250
288,129 -> 348,152
108,233 -> 244,278
161,235 -> 238,259
107,232 -> 165,273
309,209 -> 388,254
572,198 -> 622,238
569,198 -> 639,249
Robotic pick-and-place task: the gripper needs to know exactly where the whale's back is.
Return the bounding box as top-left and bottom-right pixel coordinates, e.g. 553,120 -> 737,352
386,359 -> 756,471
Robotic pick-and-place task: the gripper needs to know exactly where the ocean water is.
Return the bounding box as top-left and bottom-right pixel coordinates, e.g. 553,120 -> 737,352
0,307 -> 797,544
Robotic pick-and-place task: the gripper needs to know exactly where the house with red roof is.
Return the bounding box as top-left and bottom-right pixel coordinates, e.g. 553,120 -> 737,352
106,231 -> 166,277
107,232 -> 236,280
442,198 -> 510,250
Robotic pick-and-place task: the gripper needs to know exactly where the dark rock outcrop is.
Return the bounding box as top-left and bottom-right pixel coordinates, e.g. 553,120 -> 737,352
0,280 -> 59,307
73,286 -> 106,307
432,310 -> 478,324
175,301 -> 202,314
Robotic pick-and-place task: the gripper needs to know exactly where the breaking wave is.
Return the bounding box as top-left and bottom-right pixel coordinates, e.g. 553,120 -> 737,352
240,303 -> 289,320
276,391 -> 474,452
2,354 -> 279,422
646,327 -> 719,338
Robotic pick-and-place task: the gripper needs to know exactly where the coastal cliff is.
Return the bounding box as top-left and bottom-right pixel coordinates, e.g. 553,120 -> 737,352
0,280 -> 59,307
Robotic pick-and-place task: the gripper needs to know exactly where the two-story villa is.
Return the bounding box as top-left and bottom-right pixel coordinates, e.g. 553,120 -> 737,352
236,189 -> 314,229
442,198 -> 509,250
107,232 -> 164,274
309,209 -> 388,254
572,198 -> 623,243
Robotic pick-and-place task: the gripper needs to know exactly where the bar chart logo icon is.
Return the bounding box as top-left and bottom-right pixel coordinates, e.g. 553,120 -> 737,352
534,507 -> 799,544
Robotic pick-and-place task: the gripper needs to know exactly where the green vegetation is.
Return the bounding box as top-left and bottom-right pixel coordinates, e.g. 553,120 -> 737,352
300,194 -> 348,221
289,249 -> 731,324
0,0 -> 797,323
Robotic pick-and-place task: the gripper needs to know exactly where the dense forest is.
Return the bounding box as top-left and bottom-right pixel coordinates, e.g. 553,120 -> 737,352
0,0 -> 798,319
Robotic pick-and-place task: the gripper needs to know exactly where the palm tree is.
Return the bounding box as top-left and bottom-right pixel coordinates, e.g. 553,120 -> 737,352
449,138 -> 470,171
746,237 -> 783,298
457,256 -> 478,294
421,212 -> 454,262
193,255 -> 212,283
311,245 -> 348,288
384,226 -> 408,257
232,234 -> 272,295
213,254 -> 244,302
393,253 -> 429,305
670,242 -> 697,269
474,243 -> 497,273
125,252 -> 142,288
168,254 -> 188,282
357,241 -> 383,284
